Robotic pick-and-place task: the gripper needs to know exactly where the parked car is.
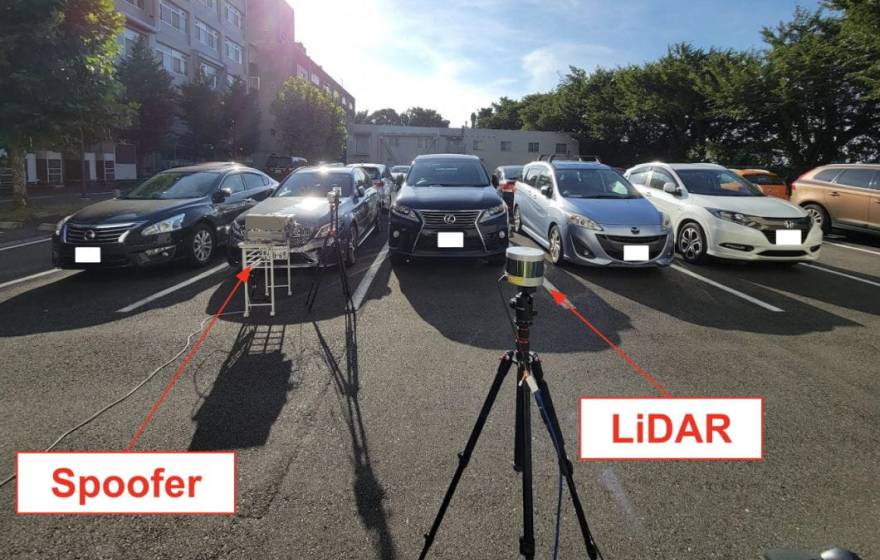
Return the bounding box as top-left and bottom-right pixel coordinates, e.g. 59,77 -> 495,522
389,154 -> 509,264
625,163 -> 822,264
52,163 -> 277,269
493,165 -> 523,214
513,160 -> 673,267
789,163 -> 880,235
264,154 -> 308,181
226,166 -> 380,269
348,163 -> 394,210
733,169 -> 789,199
390,165 -> 410,184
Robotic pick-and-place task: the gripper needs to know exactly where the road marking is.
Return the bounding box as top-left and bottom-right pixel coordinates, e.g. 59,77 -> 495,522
0,237 -> 51,252
670,264 -> 784,312
824,241 -> 880,257
351,245 -> 389,310
116,264 -> 228,313
801,263 -> 880,288
0,268 -> 64,290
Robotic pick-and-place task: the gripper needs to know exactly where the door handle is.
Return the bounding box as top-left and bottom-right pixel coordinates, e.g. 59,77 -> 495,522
830,192 -> 840,197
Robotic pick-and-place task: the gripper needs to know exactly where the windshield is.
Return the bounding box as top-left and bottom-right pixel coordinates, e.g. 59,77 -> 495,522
677,169 -> 765,196
275,171 -> 353,198
500,166 -> 523,180
408,160 -> 489,186
125,172 -> 219,200
556,169 -> 641,199
356,166 -> 381,180
391,166 -> 410,173
745,173 -> 784,186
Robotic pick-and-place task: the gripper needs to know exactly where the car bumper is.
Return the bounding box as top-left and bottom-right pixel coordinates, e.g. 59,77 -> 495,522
388,213 -> 509,258
563,225 -> 674,268
225,235 -> 339,269
704,219 -> 822,262
52,232 -> 188,269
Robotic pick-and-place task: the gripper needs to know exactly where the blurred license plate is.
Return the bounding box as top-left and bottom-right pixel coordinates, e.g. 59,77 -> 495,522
775,230 -> 800,245
437,232 -> 464,248
623,245 -> 649,261
75,247 -> 101,263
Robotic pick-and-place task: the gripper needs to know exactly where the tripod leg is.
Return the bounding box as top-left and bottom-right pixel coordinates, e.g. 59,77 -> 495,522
518,380 -> 536,560
418,352 -> 515,560
531,358 -> 600,560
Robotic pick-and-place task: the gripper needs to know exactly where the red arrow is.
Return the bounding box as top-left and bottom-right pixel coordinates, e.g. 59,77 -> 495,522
547,286 -> 672,398
126,267 -> 252,450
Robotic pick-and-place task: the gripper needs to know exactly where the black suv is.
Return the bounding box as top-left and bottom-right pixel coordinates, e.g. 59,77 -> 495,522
388,154 -> 509,264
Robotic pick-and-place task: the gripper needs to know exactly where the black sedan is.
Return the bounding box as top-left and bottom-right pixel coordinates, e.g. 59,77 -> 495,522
388,154 -> 509,264
52,163 -> 277,269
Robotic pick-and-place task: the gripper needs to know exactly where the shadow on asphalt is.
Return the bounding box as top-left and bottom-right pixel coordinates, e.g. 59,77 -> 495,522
313,303 -> 397,559
188,323 -> 300,451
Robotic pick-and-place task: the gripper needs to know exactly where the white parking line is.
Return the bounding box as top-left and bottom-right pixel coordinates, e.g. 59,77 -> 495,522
352,245 -> 389,310
0,268 -> 65,290
801,263 -> 880,288
670,264 -> 784,312
0,237 -> 51,252
824,241 -> 880,257
116,264 -> 228,313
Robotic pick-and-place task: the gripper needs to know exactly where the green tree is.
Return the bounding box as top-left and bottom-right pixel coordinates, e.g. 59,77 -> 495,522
117,35 -> 176,176
474,97 -> 523,129
0,0 -> 129,206
401,107 -> 450,128
366,108 -> 404,125
223,77 -> 261,161
354,109 -> 370,124
829,0 -> 880,100
178,75 -> 226,160
271,77 -> 347,161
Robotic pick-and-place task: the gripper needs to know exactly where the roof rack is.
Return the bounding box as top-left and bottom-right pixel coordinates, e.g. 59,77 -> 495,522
537,154 -> 602,163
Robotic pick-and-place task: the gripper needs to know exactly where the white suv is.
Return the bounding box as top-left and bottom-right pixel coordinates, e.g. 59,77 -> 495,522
624,163 -> 823,264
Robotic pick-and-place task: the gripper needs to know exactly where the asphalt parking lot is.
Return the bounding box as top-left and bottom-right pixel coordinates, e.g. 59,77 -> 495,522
1,228 -> 878,559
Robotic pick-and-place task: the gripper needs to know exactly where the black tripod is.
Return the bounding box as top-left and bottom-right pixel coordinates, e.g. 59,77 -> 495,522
419,287 -> 600,560
305,190 -> 354,314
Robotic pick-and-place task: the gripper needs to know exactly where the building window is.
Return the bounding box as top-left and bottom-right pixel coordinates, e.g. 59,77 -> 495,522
225,39 -> 243,64
226,74 -> 237,87
311,73 -> 321,86
555,143 -> 567,155
194,19 -> 219,51
159,1 -> 187,34
104,160 -> 116,181
122,28 -> 145,57
155,43 -> 188,75
472,140 -> 481,151
197,0 -> 216,8
528,142 -> 539,153
297,65 -> 308,80
199,63 -> 219,88
500,141 -> 512,152
388,137 -> 400,147
124,0 -> 145,9
224,3 -> 243,29
47,159 -> 63,184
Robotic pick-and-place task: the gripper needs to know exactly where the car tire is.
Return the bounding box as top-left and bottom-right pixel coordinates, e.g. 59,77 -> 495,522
344,224 -> 358,267
187,223 -> 215,267
803,203 -> 831,234
512,206 -> 523,234
677,222 -> 708,264
548,225 -> 563,265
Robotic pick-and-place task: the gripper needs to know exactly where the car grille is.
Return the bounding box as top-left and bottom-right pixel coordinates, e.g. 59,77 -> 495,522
418,209 -> 481,229
65,223 -> 135,244
289,224 -> 315,247
757,216 -> 811,244
595,234 -> 667,261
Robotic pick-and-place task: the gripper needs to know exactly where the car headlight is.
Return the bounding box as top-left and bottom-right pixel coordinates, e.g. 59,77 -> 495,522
706,208 -> 760,228
479,204 -> 508,223
567,212 -> 603,231
314,223 -> 332,239
142,213 -> 185,236
55,215 -> 73,237
661,212 -> 671,231
391,203 -> 419,222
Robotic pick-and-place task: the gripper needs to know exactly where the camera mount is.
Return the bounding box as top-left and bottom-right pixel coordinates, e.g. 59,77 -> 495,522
305,187 -> 353,314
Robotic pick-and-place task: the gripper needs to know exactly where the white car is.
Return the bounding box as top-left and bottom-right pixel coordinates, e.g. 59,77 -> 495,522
624,163 -> 823,264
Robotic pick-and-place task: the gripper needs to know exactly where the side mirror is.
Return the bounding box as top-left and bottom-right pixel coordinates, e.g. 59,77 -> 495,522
491,175 -> 499,188
212,189 -> 231,203
540,185 -> 552,197
663,182 -> 681,195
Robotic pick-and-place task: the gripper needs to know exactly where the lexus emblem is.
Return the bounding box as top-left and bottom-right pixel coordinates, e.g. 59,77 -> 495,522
85,229 -> 97,240
784,220 -> 794,229
630,226 -> 640,234
443,214 -> 456,224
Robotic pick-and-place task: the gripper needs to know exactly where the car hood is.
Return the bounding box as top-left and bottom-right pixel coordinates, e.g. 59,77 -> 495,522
689,194 -> 806,218
69,198 -> 203,224
239,196 -> 332,224
397,185 -> 501,210
564,197 -> 663,226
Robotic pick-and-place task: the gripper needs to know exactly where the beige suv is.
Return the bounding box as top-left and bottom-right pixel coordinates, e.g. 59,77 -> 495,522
790,164 -> 880,234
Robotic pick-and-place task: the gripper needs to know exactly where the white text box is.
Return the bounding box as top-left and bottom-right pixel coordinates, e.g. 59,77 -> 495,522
437,232 -> 464,248
623,245 -> 649,261
775,230 -> 801,245
75,247 -> 101,263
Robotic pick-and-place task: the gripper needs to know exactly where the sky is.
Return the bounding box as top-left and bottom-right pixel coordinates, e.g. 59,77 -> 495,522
290,0 -> 824,126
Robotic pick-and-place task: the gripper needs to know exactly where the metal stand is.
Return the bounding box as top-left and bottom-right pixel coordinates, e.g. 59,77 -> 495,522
305,191 -> 353,314
241,241 -> 293,317
419,288 -> 600,560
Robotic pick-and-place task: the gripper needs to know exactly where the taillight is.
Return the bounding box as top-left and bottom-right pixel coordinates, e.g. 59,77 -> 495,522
501,180 -> 516,193
374,180 -> 384,188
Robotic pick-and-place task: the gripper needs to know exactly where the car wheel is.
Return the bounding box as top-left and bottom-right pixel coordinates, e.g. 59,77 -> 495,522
678,222 -> 708,264
548,225 -> 563,264
187,223 -> 215,267
344,224 -> 358,267
512,206 -> 523,234
803,203 -> 830,234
